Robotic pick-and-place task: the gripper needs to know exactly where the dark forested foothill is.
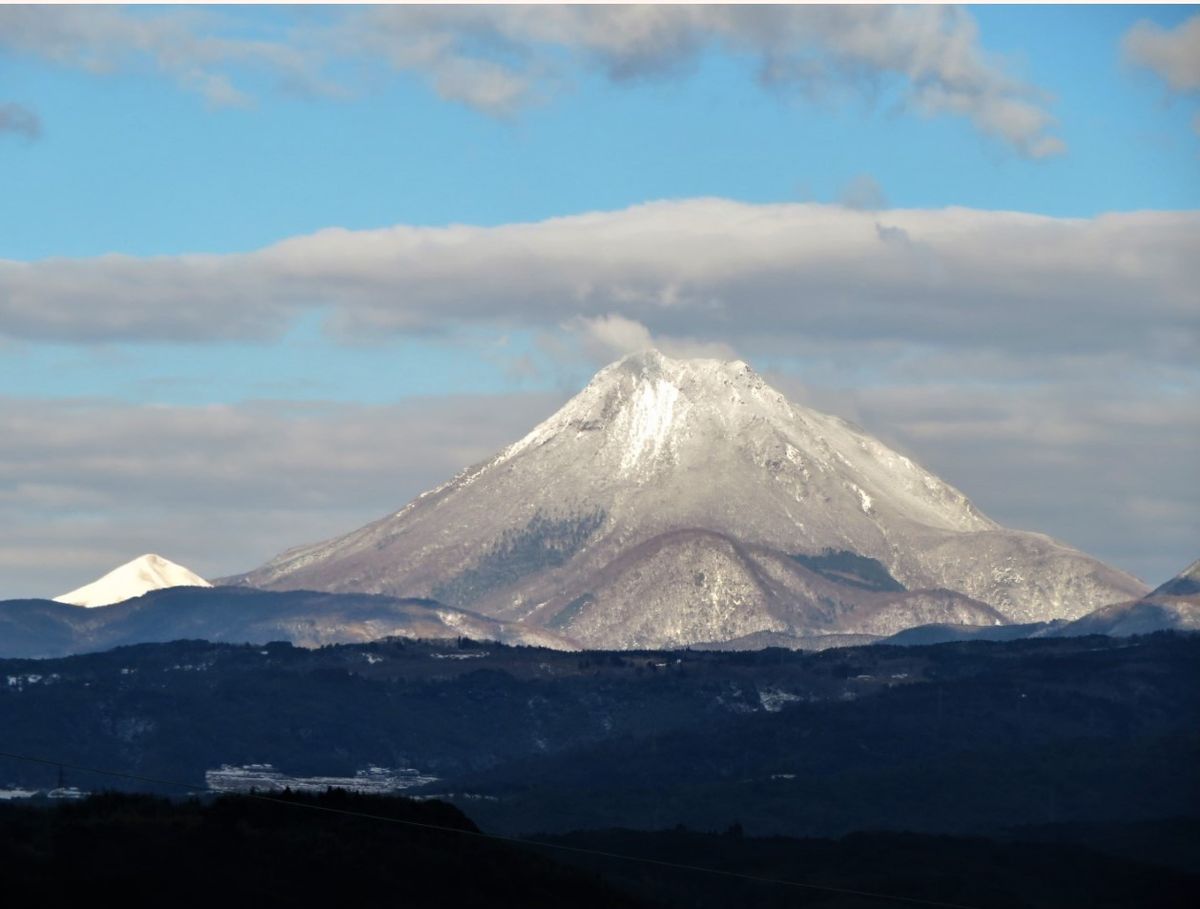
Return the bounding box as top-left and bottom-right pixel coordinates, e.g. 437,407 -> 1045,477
1,792 -> 1196,909
1,633 -> 1197,848
538,824 -> 1200,909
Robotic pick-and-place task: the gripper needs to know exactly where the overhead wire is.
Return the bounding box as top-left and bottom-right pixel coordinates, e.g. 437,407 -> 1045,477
0,747 -> 983,909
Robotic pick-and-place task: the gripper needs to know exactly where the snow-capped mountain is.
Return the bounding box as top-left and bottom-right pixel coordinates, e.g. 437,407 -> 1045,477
55,554 -> 212,608
229,351 -> 1146,648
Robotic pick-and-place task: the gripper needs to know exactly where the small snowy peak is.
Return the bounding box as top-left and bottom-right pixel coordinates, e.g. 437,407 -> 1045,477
1151,558 -> 1200,597
54,554 -> 212,608
1173,558 -> 1200,585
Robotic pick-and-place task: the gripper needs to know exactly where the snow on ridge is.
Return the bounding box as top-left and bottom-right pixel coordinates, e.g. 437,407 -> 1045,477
54,553 -> 211,608
470,349 -> 992,532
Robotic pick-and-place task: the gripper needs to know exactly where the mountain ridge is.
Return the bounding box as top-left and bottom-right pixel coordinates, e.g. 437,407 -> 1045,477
1,585 -> 570,659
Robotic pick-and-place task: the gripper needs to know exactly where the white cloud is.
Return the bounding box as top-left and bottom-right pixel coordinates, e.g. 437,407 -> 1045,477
349,5 -> 1065,154
0,5 -> 1064,154
3,200 -> 1195,369
571,313 -> 656,361
566,314 -> 735,364
1123,14 -> 1200,92
1027,135 -> 1068,159
0,5 -> 332,107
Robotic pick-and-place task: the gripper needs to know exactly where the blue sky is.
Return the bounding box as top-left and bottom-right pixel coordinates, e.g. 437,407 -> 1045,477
3,4 -> 1197,265
0,4 -> 1197,595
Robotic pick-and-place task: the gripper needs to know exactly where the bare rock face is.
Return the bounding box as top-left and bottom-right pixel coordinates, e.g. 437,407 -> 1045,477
229,351 -> 1146,648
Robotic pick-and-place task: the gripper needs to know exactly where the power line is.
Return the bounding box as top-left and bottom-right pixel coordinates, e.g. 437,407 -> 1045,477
0,747 -> 982,909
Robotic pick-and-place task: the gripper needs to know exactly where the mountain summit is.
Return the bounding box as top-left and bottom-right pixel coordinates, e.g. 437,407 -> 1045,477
55,554 -> 212,608
1150,558 -> 1200,598
231,351 -> 1145,647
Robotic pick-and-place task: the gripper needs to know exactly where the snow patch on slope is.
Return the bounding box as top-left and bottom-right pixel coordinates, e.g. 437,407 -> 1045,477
617,376 -> 682,475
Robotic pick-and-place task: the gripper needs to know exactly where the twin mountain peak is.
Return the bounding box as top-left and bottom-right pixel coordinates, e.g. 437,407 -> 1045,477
203,350 -> 1146,649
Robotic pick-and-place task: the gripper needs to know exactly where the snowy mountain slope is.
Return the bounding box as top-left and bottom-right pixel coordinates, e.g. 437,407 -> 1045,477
54,554 -> 212,608
1059,597 -> 1200,637
229,351 -> 1146,647
1056,557 -> 1200,637
514,529 -> 1004,649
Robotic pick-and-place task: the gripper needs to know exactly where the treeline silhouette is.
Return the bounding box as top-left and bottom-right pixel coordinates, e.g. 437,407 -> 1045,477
1,791 -> 1196,908
0,790 -> 637,908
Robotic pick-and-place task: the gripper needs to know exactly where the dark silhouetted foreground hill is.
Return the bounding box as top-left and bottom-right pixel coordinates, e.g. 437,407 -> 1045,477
1,792 -> 1196,909
539,824 -> 1200,909
0,790 -> 638,909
